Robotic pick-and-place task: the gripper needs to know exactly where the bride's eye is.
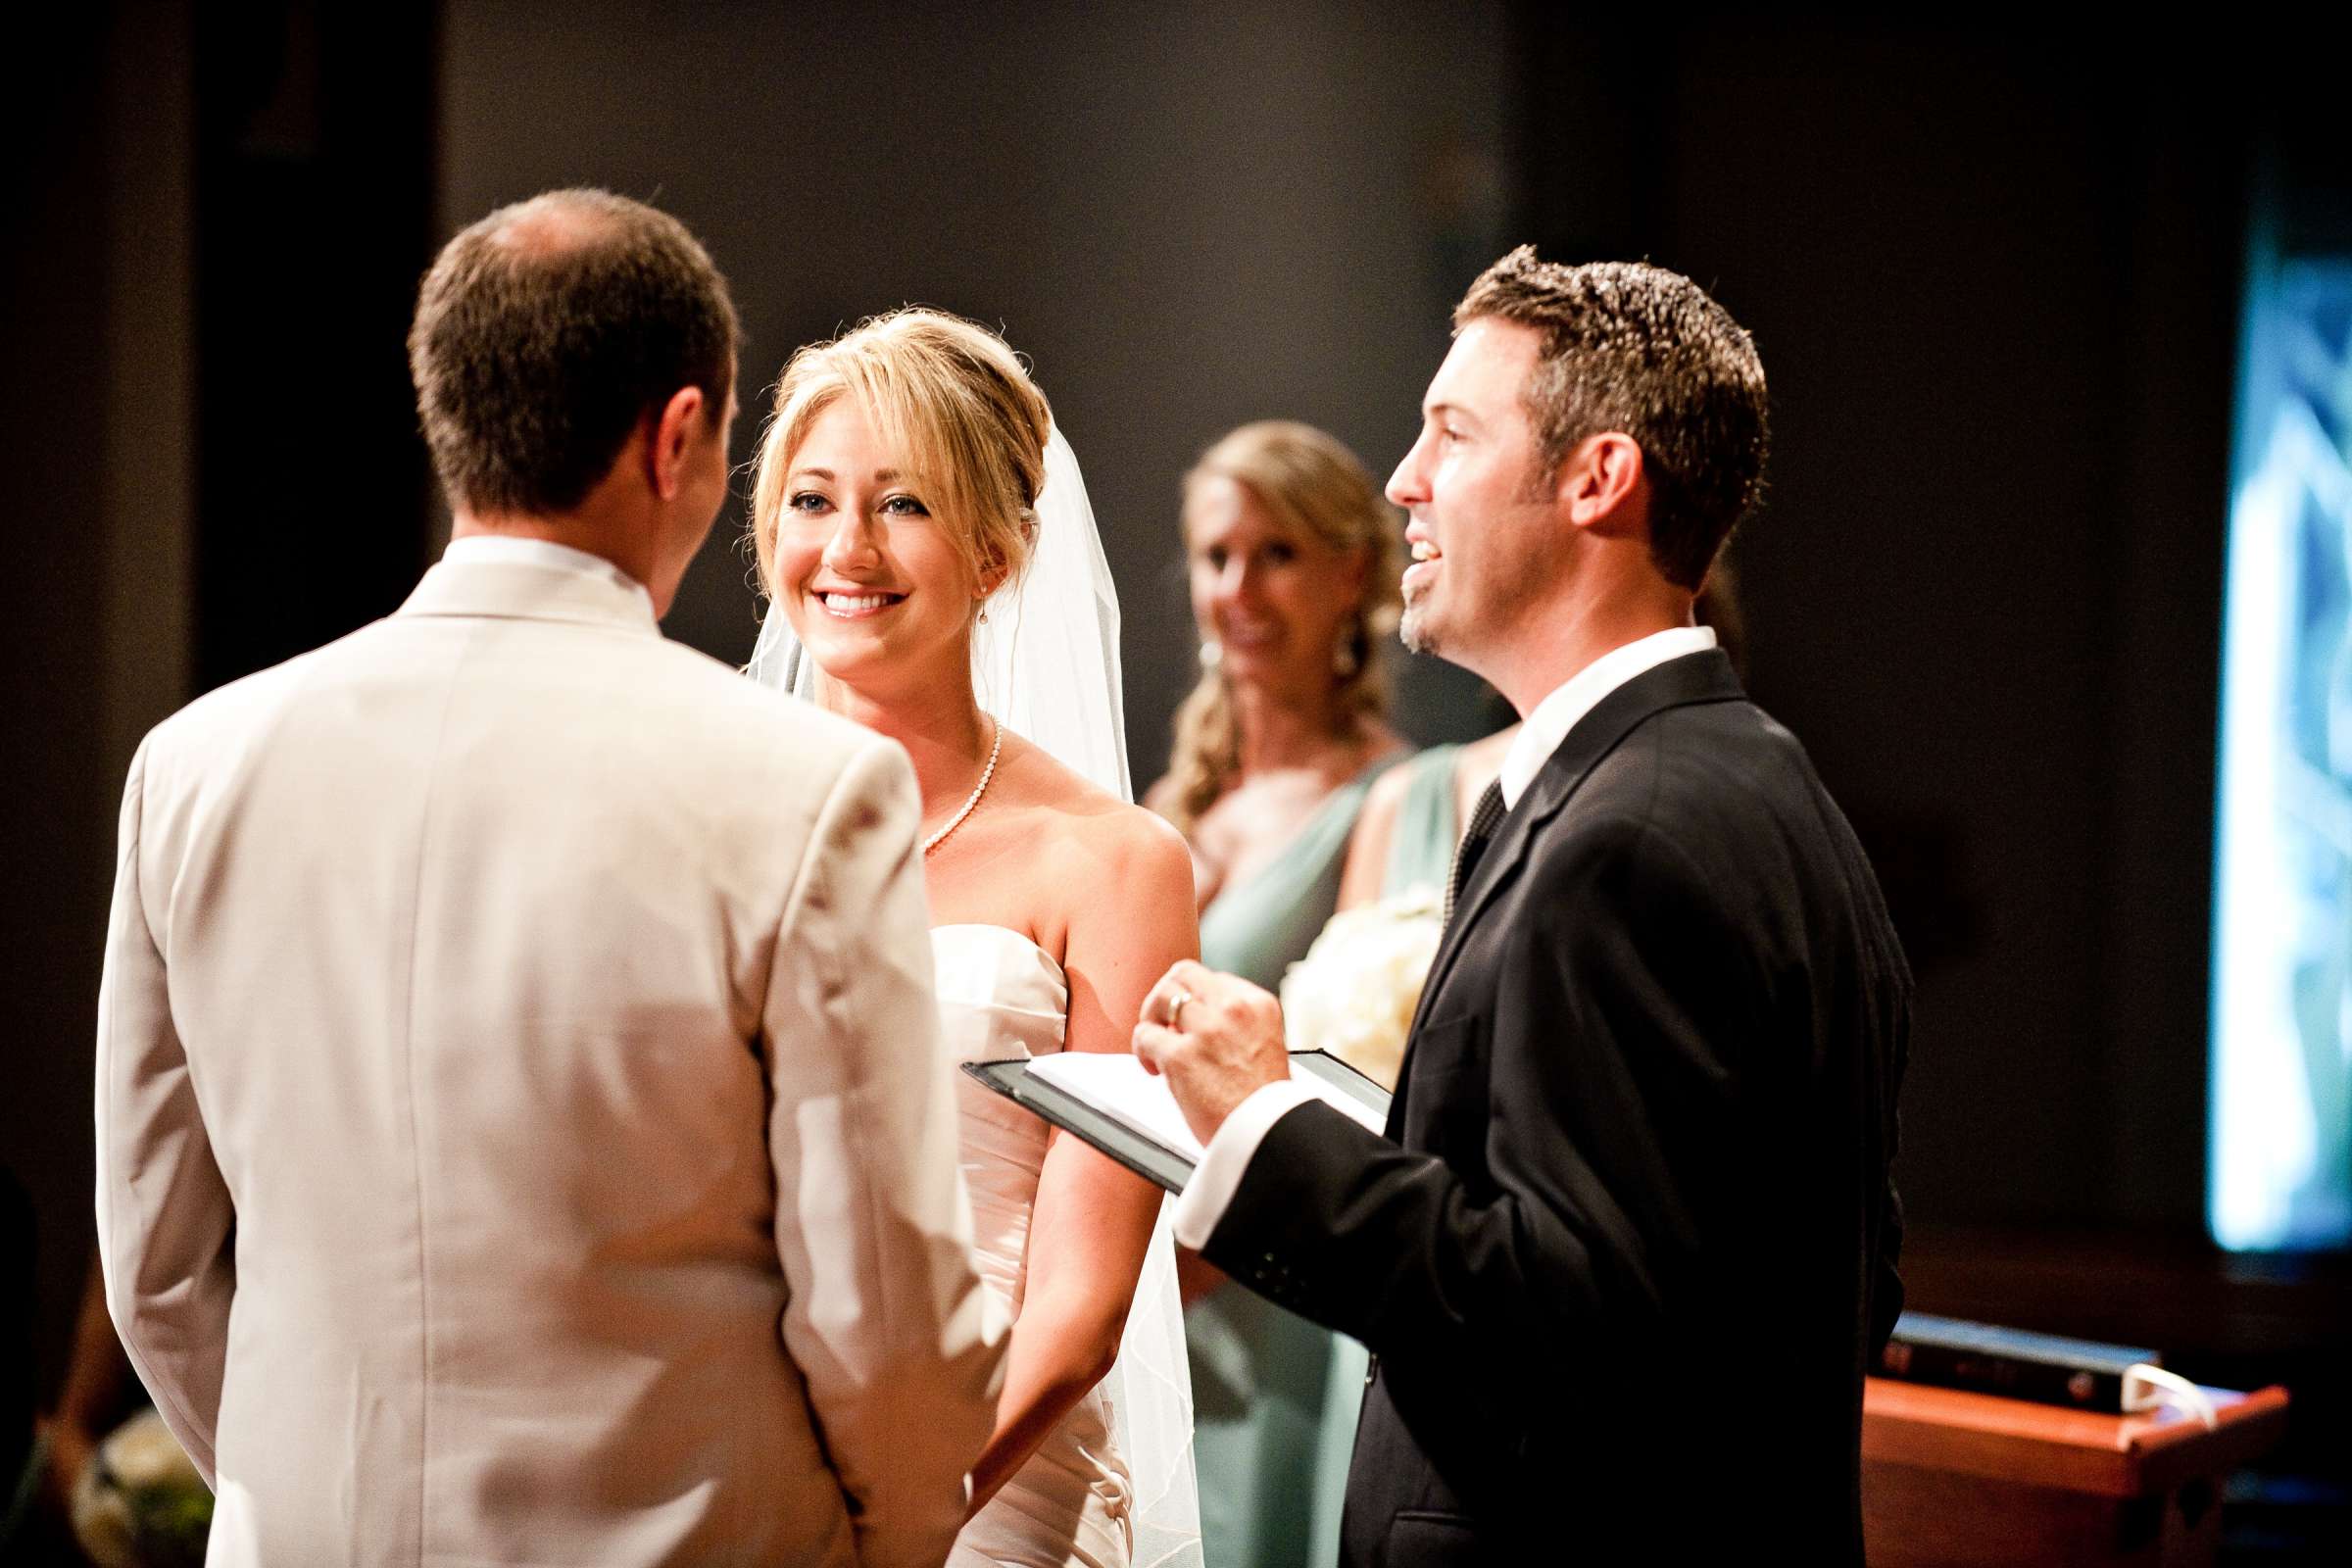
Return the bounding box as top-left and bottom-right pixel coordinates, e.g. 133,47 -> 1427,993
786,491 -> 831,515
881,493 -> 931,516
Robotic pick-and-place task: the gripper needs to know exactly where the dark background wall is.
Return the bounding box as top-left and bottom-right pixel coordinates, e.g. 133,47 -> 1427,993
1509,18 -> 2251,1236
7,0 -> 2347,1462
436,0 -> 1516,753
4,0 -> 441,1419
4,5 -> 124,1438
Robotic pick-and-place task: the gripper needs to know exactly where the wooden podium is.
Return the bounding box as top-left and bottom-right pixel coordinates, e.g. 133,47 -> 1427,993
1861,1377 -> 2289,1566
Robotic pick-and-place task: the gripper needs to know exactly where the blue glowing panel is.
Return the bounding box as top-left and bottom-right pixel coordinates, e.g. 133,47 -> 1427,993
2211,255 -> 2352,1251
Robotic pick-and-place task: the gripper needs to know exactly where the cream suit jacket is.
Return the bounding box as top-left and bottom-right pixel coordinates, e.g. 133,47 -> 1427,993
95,555 -> 1003,1568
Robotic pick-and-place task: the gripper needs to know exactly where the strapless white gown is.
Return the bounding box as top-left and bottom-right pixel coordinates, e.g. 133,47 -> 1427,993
939,924 -> 1190,1568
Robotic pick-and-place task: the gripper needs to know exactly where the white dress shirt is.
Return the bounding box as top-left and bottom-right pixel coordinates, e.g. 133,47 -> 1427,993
441,533 -> 656,619
1170,625 -> 1721,1249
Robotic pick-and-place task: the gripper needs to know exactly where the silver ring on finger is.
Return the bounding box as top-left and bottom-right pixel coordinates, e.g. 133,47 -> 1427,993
1168,988 -> 1195,1031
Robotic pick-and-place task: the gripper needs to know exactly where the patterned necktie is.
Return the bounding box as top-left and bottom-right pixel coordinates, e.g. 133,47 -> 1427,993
1444,780 -> 1507,930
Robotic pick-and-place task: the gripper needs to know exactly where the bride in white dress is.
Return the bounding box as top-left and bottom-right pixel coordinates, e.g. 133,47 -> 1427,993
746,309 -> 1202,1568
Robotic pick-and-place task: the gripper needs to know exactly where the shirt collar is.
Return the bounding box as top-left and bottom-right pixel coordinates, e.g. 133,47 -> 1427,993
1496,626 -> 1720,808
441,535 -> 656,618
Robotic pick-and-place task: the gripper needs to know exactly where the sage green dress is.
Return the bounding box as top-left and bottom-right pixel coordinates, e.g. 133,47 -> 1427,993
1187,759 -> 1399,1568
1295,744 -> 1463,1566
1377,743 -> 1465,900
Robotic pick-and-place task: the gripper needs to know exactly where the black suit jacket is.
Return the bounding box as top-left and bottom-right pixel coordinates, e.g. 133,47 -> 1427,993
1202,650 -> 1909,1566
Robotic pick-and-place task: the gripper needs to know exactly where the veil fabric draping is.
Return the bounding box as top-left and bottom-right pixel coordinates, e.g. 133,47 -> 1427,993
748,424 -> 1201,1568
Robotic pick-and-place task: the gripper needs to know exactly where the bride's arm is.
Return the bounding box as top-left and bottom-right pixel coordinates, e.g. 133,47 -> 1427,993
963,814 -> 1199,1516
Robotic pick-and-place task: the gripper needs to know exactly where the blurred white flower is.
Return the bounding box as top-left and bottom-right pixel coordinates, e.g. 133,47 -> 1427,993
1281,886 -> 1444,1090
71,1407 -> 211,1568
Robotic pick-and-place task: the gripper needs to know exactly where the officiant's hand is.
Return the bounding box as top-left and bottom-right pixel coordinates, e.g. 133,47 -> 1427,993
1134,959 -> 1289,1146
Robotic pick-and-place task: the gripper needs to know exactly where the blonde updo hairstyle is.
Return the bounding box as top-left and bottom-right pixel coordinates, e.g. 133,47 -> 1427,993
1160,420 -> 1404,835
751,308 -> 1052,621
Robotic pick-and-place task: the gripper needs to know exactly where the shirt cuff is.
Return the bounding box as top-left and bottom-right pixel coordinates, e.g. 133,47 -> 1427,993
1171,1079 -> 1321,1250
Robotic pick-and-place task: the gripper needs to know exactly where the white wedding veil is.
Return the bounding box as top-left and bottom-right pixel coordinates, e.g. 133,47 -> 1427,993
748,423 -> 1200,1567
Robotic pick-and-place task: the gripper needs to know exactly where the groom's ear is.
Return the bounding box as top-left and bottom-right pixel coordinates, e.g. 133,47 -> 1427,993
648,385 -> 710,501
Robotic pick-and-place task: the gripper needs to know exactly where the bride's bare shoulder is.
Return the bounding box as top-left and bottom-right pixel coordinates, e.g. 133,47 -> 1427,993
996,732 -> 1191,878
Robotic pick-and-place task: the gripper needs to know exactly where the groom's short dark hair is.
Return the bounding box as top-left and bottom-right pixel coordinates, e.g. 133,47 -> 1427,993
1455,248 -> 1768,590
409,189 -> 740,516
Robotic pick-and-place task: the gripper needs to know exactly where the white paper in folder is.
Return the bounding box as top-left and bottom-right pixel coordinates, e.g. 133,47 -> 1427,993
1024,1052 -> 1387,1165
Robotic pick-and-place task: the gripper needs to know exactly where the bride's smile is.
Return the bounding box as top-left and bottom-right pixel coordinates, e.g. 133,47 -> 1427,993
774,396 -> 981,684
815,588 -> 906,616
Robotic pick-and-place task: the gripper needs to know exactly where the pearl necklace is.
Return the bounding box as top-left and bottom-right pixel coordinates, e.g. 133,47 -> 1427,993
922,715 -> 1002,857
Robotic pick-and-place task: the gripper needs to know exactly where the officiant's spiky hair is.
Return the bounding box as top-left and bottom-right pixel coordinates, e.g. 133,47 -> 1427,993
1454,248 -> 1767,590
410,189 -> 740,515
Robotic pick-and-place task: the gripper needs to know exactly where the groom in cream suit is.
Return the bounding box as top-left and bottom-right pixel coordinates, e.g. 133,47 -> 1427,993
94,190 -> 1002,1567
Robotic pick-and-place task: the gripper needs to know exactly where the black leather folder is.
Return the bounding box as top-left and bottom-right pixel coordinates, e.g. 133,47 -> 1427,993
962,1050 -> 1392,1196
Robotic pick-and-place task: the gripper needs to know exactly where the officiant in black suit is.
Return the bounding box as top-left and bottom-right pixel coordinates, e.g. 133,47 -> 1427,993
1136,247 -> 1909,1565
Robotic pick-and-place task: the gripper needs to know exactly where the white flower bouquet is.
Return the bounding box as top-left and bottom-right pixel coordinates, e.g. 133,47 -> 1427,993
1280,886 -> 1445,1091
70,1407 -> 212,1568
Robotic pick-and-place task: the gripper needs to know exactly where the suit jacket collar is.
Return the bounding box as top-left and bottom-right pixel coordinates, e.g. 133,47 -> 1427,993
1387,648 -> 1747,1135
395,557 -> 662,635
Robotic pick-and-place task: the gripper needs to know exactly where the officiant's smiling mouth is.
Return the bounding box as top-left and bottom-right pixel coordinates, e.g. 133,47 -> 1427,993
1402,530 -> 1443,593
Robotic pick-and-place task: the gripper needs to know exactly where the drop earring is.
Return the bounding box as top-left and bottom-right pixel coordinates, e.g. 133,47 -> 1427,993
1332,623 -> 1361,679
